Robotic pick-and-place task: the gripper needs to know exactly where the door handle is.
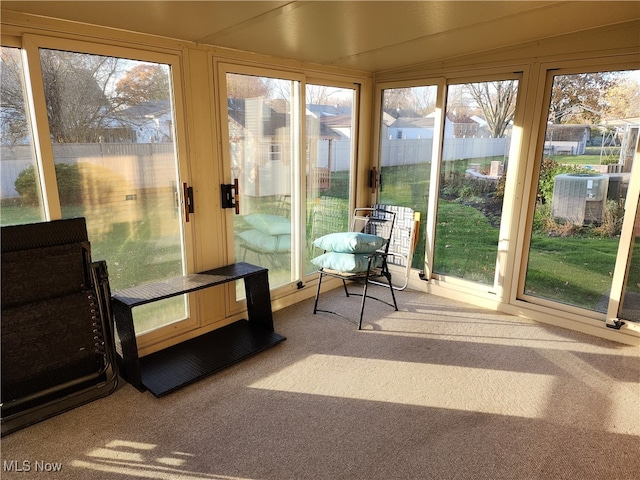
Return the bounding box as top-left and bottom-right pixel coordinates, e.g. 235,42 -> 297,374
183,182 -> 194,222
221,179 -> 240,214
370,167 -> 379,193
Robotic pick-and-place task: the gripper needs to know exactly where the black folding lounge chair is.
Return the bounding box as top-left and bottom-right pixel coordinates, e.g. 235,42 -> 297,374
1,218 -> 118,435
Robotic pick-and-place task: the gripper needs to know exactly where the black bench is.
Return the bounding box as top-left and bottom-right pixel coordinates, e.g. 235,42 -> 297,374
111,262 -> 285,397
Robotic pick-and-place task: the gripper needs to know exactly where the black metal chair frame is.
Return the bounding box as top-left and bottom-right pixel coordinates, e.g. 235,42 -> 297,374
313,207 -> 398,329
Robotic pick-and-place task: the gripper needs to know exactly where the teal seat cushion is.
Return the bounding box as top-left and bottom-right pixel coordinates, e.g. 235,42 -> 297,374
239,230 -> 290,252
311,252 -> 382,273
312,232 -> 385,254
243,214 -> 291,236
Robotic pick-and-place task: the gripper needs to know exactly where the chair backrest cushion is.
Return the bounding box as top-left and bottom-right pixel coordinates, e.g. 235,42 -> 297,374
2,242 -> 91,308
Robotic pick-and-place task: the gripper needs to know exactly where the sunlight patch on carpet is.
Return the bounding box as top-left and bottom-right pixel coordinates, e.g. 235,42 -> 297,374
249,354 -> 553,418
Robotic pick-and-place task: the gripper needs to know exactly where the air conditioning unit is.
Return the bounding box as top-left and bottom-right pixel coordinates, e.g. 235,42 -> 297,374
551,173 -> 609,225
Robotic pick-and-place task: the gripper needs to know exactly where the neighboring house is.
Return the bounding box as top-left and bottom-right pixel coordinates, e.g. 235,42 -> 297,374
379,111 -> 396,140
307,107 -> 348,191
120,100 -> 174,143
544,124 -> 590,155
469,115 -> 499,137
318,113 -> 352,140
388,116 -> 436,139
227,99 -> 349,196
385,111 -> 461,139
446,113 -> 480,138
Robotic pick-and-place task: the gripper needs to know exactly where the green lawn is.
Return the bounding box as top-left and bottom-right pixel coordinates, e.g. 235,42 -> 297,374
433,201 -> 498,285
374,159 -> 637,313
548,146 -> 621,166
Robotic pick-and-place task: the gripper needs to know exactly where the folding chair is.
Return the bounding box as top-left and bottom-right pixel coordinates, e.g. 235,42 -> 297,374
312,207 -> 398,329
372,204 -> 418,291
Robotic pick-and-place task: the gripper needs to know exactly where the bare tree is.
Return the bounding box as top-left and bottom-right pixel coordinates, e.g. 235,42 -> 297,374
40,50 -> 136,143
2,49 -> 176,144
0,47 -> 30,145
306,84 -> 354,106
382,88 -> 418,116
466,80 -> 518,138
411,86 -> 436,116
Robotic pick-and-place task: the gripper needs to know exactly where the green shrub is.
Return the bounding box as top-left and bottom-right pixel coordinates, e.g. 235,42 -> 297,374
441,172 -> 496,199
13,165 -> 40,205
532,203 -> 550,234
537,158 -> 589,204
14,163 -> 82,206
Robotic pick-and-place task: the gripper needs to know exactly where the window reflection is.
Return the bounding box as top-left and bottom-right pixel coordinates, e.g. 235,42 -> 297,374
227,73 -> 297,288
306,85 -> 355,275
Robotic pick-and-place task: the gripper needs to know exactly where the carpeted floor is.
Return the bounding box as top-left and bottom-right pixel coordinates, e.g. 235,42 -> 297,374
2,287 -> 639,479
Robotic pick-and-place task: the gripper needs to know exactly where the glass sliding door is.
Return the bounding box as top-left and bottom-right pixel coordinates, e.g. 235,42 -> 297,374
10,39 -> 192,338
306,84 -> 356,274
225,72 -> 299,289
223,71 -> 359,288
433,80 -> 518,286
619,198 -> 640,323
524,69 -> 639,314
0,46 -> 46,225
378,85 -> 437,269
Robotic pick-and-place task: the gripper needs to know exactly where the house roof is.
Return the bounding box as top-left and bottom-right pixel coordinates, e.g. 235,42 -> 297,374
308,116 -> 342,139
120,100 -> 171,119
307,104 -> 352,117
383,108 -> 421,120
390,117 -> 435,129
447,113 -> 478,125
546,124 -> 590,141
228,99 -> 343,138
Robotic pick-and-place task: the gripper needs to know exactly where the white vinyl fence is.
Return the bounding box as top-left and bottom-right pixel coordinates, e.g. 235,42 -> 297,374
1,143 -> 175,198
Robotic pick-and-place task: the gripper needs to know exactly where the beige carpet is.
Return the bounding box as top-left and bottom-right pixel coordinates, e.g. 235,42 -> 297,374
2,287 -> 639,480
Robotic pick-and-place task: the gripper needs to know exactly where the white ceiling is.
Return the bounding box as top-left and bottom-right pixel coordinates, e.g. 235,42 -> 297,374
3,1 -> 639,73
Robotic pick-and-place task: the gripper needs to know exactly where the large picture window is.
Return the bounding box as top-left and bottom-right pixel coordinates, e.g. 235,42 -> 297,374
1,41 -> 191,337
226,72 -> 298,289
524,69 -> 639,321
378,85 -> 437,269
224,71 -> 358,287
434,80 -> 518,286
305,84 -> 356,275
